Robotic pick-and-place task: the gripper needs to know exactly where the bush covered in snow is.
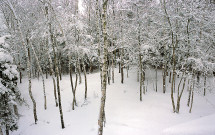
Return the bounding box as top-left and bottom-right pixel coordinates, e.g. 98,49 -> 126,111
0,35 -> 21,135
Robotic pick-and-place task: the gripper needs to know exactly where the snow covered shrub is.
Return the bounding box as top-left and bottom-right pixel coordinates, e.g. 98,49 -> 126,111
0,35 -> 20,134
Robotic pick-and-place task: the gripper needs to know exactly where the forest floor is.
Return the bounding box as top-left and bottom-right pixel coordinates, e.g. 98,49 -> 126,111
12,67 -> 215,135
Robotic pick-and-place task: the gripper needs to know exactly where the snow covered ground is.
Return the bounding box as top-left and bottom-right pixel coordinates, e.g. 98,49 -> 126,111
12,68 -> 215,135
162,113 -> 215,135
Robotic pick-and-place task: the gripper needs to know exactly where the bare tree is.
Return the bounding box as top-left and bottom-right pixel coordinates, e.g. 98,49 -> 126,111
98,0 -> 109,134
44,2 -> 65,128
161,0 -> 176,112
4,0 -> 38,123
29,39 -> 47,110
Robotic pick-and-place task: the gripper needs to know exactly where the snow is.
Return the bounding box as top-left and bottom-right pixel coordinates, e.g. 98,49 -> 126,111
2,64 -> 18,80
141,44 -> 152,50
162,114 -> 215,135
12,68 -> 215,135
0,36 -> 7,45
0,79 -> 8,94
0,35 -> 11,48
0,51 -> 13,63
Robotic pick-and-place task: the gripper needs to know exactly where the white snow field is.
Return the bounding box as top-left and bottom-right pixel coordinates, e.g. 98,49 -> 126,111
12,68 -> 215,135
162,113 -> 215,135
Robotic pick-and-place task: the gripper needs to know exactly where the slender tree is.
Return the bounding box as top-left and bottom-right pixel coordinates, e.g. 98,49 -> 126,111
4,0 -> 38,123
98,0 -> 109,134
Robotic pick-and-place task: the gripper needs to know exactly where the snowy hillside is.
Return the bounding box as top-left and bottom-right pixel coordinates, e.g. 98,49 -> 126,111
12,69 -> 215,135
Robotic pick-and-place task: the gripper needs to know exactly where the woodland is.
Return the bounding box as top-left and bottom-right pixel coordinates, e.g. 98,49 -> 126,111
0,0 -> 215,135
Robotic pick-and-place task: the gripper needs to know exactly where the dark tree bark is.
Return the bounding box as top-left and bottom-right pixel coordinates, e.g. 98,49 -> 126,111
189,83 -> 194,113
176,73 -> 187,113
120,49 -> 124,84
19,70 -> 22,83
204,74 -> 206,96
51,31 -> 65,129
155,67 -> 158,92
45,2 -> 65,128
169,71 -> 172,83
27,43 -> 38,124
6,126 -> 9,135
162,65 -> 166,93
82,59 -> 88,100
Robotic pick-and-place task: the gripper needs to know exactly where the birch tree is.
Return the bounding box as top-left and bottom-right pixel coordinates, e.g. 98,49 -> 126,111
2,0 -> 38,123
98,0 -> 109,134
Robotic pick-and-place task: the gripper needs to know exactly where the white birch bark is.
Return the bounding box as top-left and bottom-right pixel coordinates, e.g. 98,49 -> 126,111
29,41 -> 47,110
98,0 -> 109,134
5,0 -> 38,123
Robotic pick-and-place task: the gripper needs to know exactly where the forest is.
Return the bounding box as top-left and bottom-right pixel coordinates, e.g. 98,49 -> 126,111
0,0 -> 215,135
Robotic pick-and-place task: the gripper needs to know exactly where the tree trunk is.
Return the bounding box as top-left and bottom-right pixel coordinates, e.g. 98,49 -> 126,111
51,30 -> 65,129
6,126 -> 9,135
78,58 -> 82,84
29,41 -> 47,110
6,0 -> 38,123
52,78 -> 58,107
137,6 -> 143,101
162,65 -> 166,93
18,53 -> 22,83
59,64 -> 62,81
98,0 -> 108,134
45,39 -> 58,107
19,71 -> 22,83
82,59 -> 88,100
143,71 -> 145,95
189,81 -> 194,113
187,74 -> 194,106
96,0 -> 102,88
173,73 -> 176,93
119,62 -> 121,73
187,79 -> 190,91
171,46 -> 176,112
162,0 -> 175,112
169,71 -> 171,83
170,34 -> 178,113
58,53 -> 62,80
72,63 -> 78,110
176,74 -> 186,113
46,69 -> 48,79
56,64 -> 65,128
44,6 -> 58,108
37,71 -> 40,80
45,2 -> 65,128
139,60 -> 143,101
197,71 -> 200,83
120,50 -> 124,84
28,46 -> 38,124
155,67 -> 158,92
187,80 -> 192,106
204,74 -> 206,96
108,66 -> 111,85
140,70 -> 143,101
69,55 -> 78,110
111,52 -> 114,83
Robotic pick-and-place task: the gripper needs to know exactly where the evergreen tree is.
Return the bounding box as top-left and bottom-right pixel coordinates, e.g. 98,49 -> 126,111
0,35 -> 20,135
